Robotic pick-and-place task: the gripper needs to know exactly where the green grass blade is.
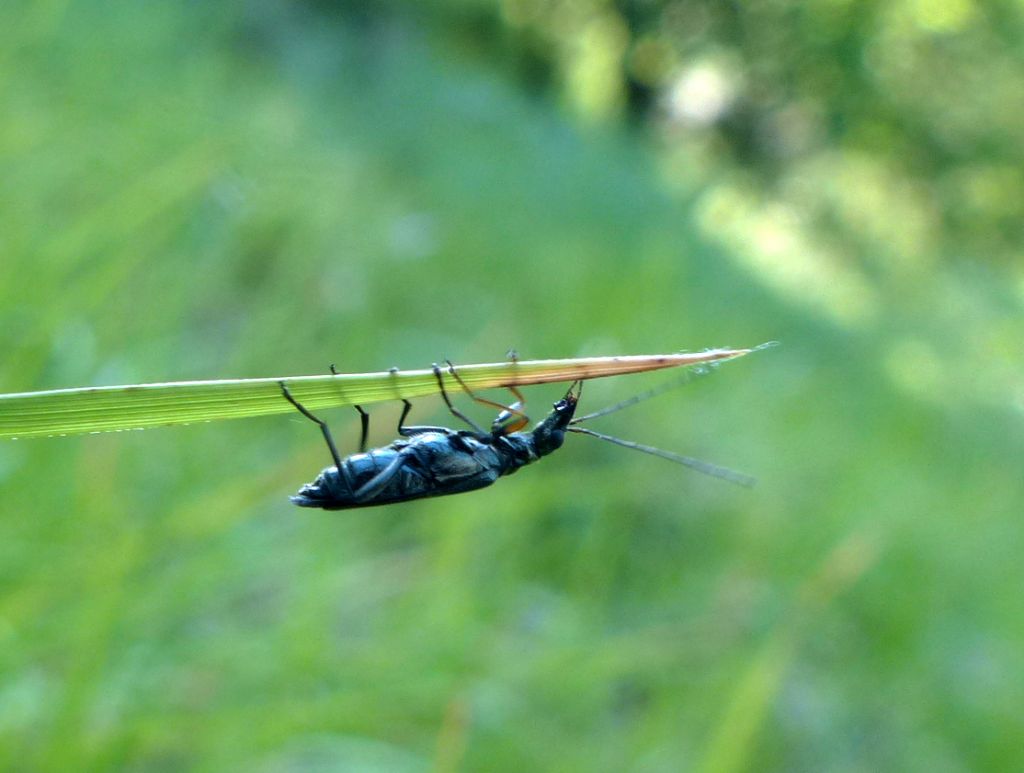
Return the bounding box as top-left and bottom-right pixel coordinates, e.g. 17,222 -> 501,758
0,349 -> 756,439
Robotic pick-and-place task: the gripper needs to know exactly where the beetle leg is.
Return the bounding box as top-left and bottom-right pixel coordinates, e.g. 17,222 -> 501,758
395,398 -> 450,437
280,382 -> 344,470
397,399 -> 412,433
353,405 -> 369,452
433,363 -> 486,433
329,364 -> 369,452
443,359 -> 530,434
351,451 -> 409,503
493,385 -> 530,434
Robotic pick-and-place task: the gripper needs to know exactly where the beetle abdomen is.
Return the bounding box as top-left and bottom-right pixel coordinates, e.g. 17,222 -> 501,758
291,432 -> 510,509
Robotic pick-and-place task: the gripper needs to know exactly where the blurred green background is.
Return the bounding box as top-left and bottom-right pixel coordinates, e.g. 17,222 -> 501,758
2,1 -> 1022,770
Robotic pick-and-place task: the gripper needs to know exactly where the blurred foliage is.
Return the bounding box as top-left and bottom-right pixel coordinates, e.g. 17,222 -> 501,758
433,0 -> 1024,266
0,0 -> 1022,771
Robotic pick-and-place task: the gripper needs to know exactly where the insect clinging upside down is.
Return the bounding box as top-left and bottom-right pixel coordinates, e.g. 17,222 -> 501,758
280,361 -> 753,510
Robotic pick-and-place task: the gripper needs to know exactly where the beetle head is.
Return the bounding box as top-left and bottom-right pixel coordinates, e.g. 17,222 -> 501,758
530,382 -> 581,456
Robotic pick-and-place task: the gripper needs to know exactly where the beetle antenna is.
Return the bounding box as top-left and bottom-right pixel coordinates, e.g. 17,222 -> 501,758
567,426 -> 755,487
570,367 -> 712,424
